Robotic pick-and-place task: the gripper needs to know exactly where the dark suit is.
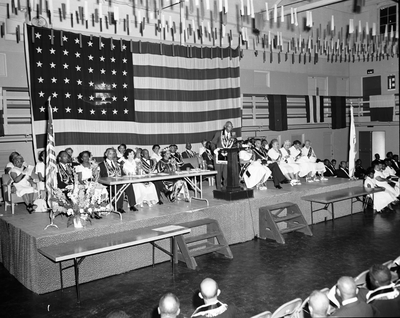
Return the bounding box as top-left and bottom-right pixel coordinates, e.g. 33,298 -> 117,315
336,167 -> 350,179
211,130 -> 230,190
253,148 -> 286,186
332,298 -> 373,317
368,286 -> 400,317
182,150 -> 196,159
98,161 -> 136,210
324,165 -> 337,177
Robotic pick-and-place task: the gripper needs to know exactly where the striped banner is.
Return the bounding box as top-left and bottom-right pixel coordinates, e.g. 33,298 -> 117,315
45,98 -> 57,207
305,95 -> 324,123
26,26 -> 241,157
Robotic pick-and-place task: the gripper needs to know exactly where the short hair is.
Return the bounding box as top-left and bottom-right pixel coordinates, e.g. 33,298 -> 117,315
123,148 -> 135,160
270,139 -> 278,146
78,151 -> 92,163
103,147 -> 116,159
57,151 -> 68,163
369,264 -> 392,289
159,293 -> 180,316
331,159 -> 337,162
152,144 -> 160,151
118,144 -> 127,150
386,151 -> 393,157
9,151 -> 20,163
38,150 -> 45,162
12,155 -> 23,165
65,147 -> 73,153
292,140 -> 301,146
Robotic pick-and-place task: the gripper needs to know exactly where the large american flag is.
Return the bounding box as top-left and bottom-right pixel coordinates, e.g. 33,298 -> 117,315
45,97 -> 57,207
26,25 -> 241,156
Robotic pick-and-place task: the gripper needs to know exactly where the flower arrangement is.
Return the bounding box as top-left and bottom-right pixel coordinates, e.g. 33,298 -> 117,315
50,177 -> 112,228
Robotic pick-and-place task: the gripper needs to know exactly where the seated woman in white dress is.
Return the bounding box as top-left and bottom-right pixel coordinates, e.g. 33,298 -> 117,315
9,155 -> 38,213
268,139 -> 300,186
281,140 -> 313,183
239,142 -> 271,190
373,162 -> 400,198
364,168 -> 397,213
75,151 -> 97,183
123,149 -> 158,208
300,140 -> 326,180
5,151 -> 27,174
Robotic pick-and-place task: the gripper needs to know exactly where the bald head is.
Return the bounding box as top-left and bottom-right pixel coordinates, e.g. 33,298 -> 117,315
158,293 -> 180,318
309,290 -> 329,318
337,276 -> 357,300
199,278 -> 220,302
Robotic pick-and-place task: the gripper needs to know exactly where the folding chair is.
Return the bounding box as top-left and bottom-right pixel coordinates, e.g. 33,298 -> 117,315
251,310 -> 272,318
2,174 -> 24,214
354,269 -> 369,287
271,298 -> 302,318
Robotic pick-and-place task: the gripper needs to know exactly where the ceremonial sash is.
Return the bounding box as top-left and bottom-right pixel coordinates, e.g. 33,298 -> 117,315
191,301 -> 228,317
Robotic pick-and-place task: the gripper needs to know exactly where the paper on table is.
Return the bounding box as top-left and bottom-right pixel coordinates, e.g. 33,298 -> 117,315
152,225 -> 185,232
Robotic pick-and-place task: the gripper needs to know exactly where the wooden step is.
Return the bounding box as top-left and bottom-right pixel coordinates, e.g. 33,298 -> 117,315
265,202 -> 296,211
280,224 -> 308,234
189,244 -> 225,257
178,218 -> 215,228
184,231 -> 221,244
273,213 -> 302,223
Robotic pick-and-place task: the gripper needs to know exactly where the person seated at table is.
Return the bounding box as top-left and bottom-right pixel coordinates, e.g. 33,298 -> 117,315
35,150 -> 46,199
383,159 -> 398,179
56,150 -> 75,193
151,144 -> 162,162
239,141 -> 271,190
253,138 -> 286,189
141,149 -> 164,205
75,151 -> 97,184
300,140 -> 326,181
99,148 -> 137,213
116,143 -> 127,159
373,162 -> 400,198
122,149 -> 158,208
284,140 -> 315,182
156,148 -> 190,202
268,139 -> 300,186
261,139 -> 269,150
364,168 -> 397,213
354,159 -> 366,179
323,159 -> 337,177
182,142 -> 198,159
199,139 -> 208,157
65,147 -> 79,166
9,155 -> 38,213
201,141 -> 215,170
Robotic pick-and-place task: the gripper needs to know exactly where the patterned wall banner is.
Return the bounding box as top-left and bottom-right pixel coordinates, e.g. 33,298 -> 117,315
25,25 -> 242,156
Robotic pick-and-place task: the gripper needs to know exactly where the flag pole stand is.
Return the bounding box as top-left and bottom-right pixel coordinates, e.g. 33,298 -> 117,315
44,209 -> 59,230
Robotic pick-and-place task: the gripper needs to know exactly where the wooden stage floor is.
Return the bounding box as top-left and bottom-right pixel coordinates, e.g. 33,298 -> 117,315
0,177 -> 363,294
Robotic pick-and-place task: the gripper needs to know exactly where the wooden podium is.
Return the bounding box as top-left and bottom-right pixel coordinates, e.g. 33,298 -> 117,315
213,148 -> 254,201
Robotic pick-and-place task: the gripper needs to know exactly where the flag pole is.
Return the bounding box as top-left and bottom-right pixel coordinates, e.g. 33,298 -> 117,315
348,101 -> 357,179
44,96 -> 59,230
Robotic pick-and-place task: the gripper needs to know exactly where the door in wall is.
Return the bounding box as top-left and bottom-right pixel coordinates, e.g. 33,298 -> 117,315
359,131 -> 372,167
362,76 -> 381,107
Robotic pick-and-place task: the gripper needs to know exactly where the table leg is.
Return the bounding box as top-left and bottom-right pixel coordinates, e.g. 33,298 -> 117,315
351,198 -> 353,214
331,203 -> 335,221
152,243 -> 155,268
73,258 -> 81,304
311,202 -> 313,225
171,236 -> 175,276
59,262 -> 64,291
200,175 -> 203,199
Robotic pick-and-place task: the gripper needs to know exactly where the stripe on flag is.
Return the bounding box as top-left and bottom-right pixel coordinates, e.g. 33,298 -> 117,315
305,95 -> 324,123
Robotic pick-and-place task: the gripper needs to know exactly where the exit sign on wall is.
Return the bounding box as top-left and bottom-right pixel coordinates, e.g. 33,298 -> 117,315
388,75 -> 396,90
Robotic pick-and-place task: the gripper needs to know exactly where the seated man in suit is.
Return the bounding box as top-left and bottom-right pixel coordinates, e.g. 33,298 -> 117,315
332,276 -> 373,317
323,159 -> 337,177
98,148 -> 137,213
158,293 -> 180,318
182,142 -> 198,159
336,161 -> 350,179
354,159 -> 366,179
367,264 -> 400,317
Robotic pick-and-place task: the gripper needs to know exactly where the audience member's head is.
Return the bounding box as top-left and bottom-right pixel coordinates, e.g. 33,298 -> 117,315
199,278 -> 220,304
38,150 -> 45,162
123,148 -> 135,160
201,139 -> 208,147
186,142 -> 192,150
103,148 -> 117,160
65,147 -> 74,158
386,151 -> 393,159
369,264 -> 392,290
78,151 -> 92,164
152,144 -> 160,153
57,150 -> 69,164
254,138 -> 262,149
158,293 -> 180,318
385,159 -> 392,167
374,153 -> 380,160
324,159 -> 330,166
394,154 -> 399,162
309,290 -> 329,318
142,149 -> 150,159
305,140 -> 311,148
169,144 -> 178,153
366,167 -> 375,178
331,159 -> 337,167
283,140 -> 291,150
12,155 -> 24,168
105,310 -> 130,318
355,159 -> 362,166
339,161 -> 347,169
337,276 -> 357,301
118,144 -> 127,155
9,151 -> 20,163
223,121 -> 233,133
270,139 -> 279,149
292,140 -> 302,150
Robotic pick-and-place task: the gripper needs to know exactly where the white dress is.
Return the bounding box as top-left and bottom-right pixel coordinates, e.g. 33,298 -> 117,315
374,169 -> 400,197
75,164 -> 93,181
9,167 -> 37,197
300,147 -> 326,173
35,162 -> 45,191
150,152 -> 162,162
239,150 -> 271,188
279,147 -> 301,175
364,177 -> 396,212
123,160 -> 158,205
289,146 -> 314,177
268,148 -> 291,177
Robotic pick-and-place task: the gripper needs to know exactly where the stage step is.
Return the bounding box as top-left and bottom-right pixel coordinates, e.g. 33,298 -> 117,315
259,202 -> 313,244
175,218 -> 233,270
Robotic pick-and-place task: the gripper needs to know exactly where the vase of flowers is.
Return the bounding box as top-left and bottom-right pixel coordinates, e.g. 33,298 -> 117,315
49,175 -> 111,228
